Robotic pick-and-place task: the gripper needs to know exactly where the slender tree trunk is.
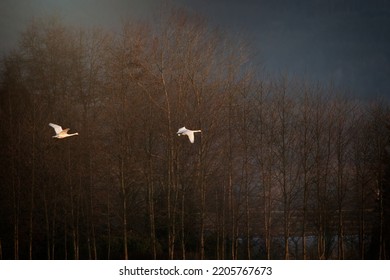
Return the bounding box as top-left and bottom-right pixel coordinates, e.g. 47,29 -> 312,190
198,139 -> 205,260
147,160 -> 157,259
301,93 -> 310,260
314,99 -> 331,260
64,210 -> 67,260
379,181 -> 384,259
302,178 -> 308,260
88,148 -> 97,260
13,170 -> 20,260
148,157 -> 157,259
107,193 -> 111,260
228,102 -> 236,259
180,188 -> 186,260
43,189 -> 51,259
359,179 -> 365,259
279,92 -> 290,260
254,89 -> 272,260
242,106 -> 251,260
215,189 -> 221,259
245,179 -> 250,260
336,118 -> 345,260
145,92 -> 157,260
121,156 -> 128,260
160,66 -> 178,259
228,150 -> 235,260
29,102 -> 36,259
265,174 -> 272,260
68,143 -> 79,260
51,189 -> 58,260
13,121 -> 21,260
221,180 -> 226,259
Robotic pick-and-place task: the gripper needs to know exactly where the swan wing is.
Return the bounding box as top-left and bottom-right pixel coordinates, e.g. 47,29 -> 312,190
49,123 -> 63,134
177,127 -> 187,134
187,131 -> 195,143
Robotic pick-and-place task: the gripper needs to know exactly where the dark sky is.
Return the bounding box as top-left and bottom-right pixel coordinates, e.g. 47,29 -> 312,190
1,0 -> 390,100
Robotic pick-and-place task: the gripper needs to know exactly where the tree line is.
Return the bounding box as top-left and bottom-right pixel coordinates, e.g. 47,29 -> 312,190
0,9 -> 389,260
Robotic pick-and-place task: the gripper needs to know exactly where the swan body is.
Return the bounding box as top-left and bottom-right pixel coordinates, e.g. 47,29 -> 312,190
49,123 -> 78,139
177,126 -> 201,143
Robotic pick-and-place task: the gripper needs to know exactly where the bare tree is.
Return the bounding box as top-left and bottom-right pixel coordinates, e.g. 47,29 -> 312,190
296,84 -> 316,259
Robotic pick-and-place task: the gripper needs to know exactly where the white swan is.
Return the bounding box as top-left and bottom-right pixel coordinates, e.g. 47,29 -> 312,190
49,123 -> 79,139
177,126 -> 201,143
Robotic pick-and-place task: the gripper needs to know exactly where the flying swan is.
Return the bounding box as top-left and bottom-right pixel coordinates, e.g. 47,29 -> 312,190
49,123 -> 79,139
177,126 -> 201,143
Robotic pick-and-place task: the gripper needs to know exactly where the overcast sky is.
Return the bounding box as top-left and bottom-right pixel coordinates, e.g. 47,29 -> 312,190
1,0 -> 390,100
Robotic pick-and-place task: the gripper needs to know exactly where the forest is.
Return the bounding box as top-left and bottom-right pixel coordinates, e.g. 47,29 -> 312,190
0,8 -> 389,260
